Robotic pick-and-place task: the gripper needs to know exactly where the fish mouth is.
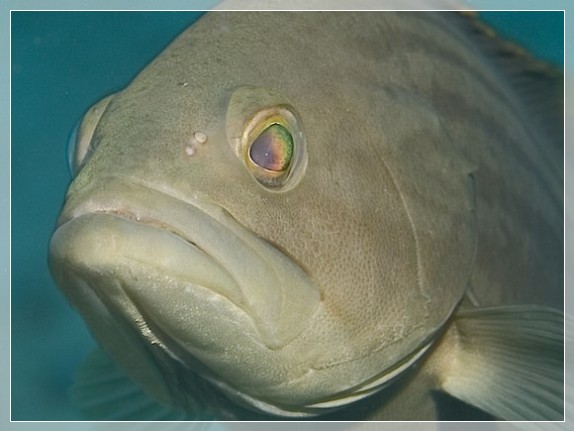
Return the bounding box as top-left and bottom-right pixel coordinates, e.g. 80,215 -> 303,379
49,177 -> 321,352
49,178 -> 437,416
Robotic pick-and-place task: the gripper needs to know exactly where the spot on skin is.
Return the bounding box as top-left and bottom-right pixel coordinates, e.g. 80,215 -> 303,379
185,145 -> 196,157
184,132 -> 208,158
194,131 -> 207,144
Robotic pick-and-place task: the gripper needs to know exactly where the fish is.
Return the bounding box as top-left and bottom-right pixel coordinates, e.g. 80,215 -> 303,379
48,11 -> 564,421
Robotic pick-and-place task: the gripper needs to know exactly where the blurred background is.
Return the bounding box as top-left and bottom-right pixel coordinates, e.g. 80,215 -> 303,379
10,10 -> 564,421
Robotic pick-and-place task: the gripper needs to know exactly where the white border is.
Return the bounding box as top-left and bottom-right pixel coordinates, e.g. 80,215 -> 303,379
3,1 -> 570,431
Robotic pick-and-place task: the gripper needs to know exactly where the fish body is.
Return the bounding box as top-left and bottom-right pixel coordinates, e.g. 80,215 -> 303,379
49,12 -> 563,420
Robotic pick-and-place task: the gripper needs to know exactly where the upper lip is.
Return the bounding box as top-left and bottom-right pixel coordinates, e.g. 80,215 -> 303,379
56,178 -> 249,309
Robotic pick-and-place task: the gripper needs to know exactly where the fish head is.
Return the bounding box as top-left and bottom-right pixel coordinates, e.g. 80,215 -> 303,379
49,12 -> 476,416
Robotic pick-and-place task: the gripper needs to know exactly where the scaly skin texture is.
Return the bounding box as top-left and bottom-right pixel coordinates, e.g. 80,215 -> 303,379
50,12 -> 562,420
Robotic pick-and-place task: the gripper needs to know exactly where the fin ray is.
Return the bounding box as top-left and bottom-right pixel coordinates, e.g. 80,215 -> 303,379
437,305 -> 564,421
73,347 -> 190,421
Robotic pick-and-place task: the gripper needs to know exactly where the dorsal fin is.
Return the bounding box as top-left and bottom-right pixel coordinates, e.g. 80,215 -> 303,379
453,11 -> 564,150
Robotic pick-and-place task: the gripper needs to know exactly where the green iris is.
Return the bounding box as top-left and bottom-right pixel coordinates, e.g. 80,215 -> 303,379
249,124 -> 294,172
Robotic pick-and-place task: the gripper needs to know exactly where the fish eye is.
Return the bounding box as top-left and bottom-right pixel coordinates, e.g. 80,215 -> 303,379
67,120 -> 81,177
248,123 -> 294,186
241,108 -> 306,191
67,94 -> 115,177
226,87 -> 307,192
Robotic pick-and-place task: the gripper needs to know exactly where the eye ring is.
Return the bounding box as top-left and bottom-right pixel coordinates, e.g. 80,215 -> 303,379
241,105 -> 307,191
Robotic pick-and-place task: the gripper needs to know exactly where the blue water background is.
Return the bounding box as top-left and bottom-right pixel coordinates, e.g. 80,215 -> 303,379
10,11 -> 564,421
11,12 -> 206,420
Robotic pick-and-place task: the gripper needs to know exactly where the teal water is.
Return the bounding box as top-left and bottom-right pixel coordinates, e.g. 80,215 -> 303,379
10,11 -> 564,421
11,12 -> 205,420
480,11 -> 564,66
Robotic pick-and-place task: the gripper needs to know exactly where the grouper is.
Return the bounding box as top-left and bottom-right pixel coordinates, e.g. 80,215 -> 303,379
48,12 -> 564,421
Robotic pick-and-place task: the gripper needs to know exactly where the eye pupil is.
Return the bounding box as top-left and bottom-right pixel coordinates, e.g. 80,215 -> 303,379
249,124 -> 293,172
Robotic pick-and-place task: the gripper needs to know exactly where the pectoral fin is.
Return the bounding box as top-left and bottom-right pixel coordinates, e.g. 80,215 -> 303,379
73,347 -> 192,420
434,305 -> 564,421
